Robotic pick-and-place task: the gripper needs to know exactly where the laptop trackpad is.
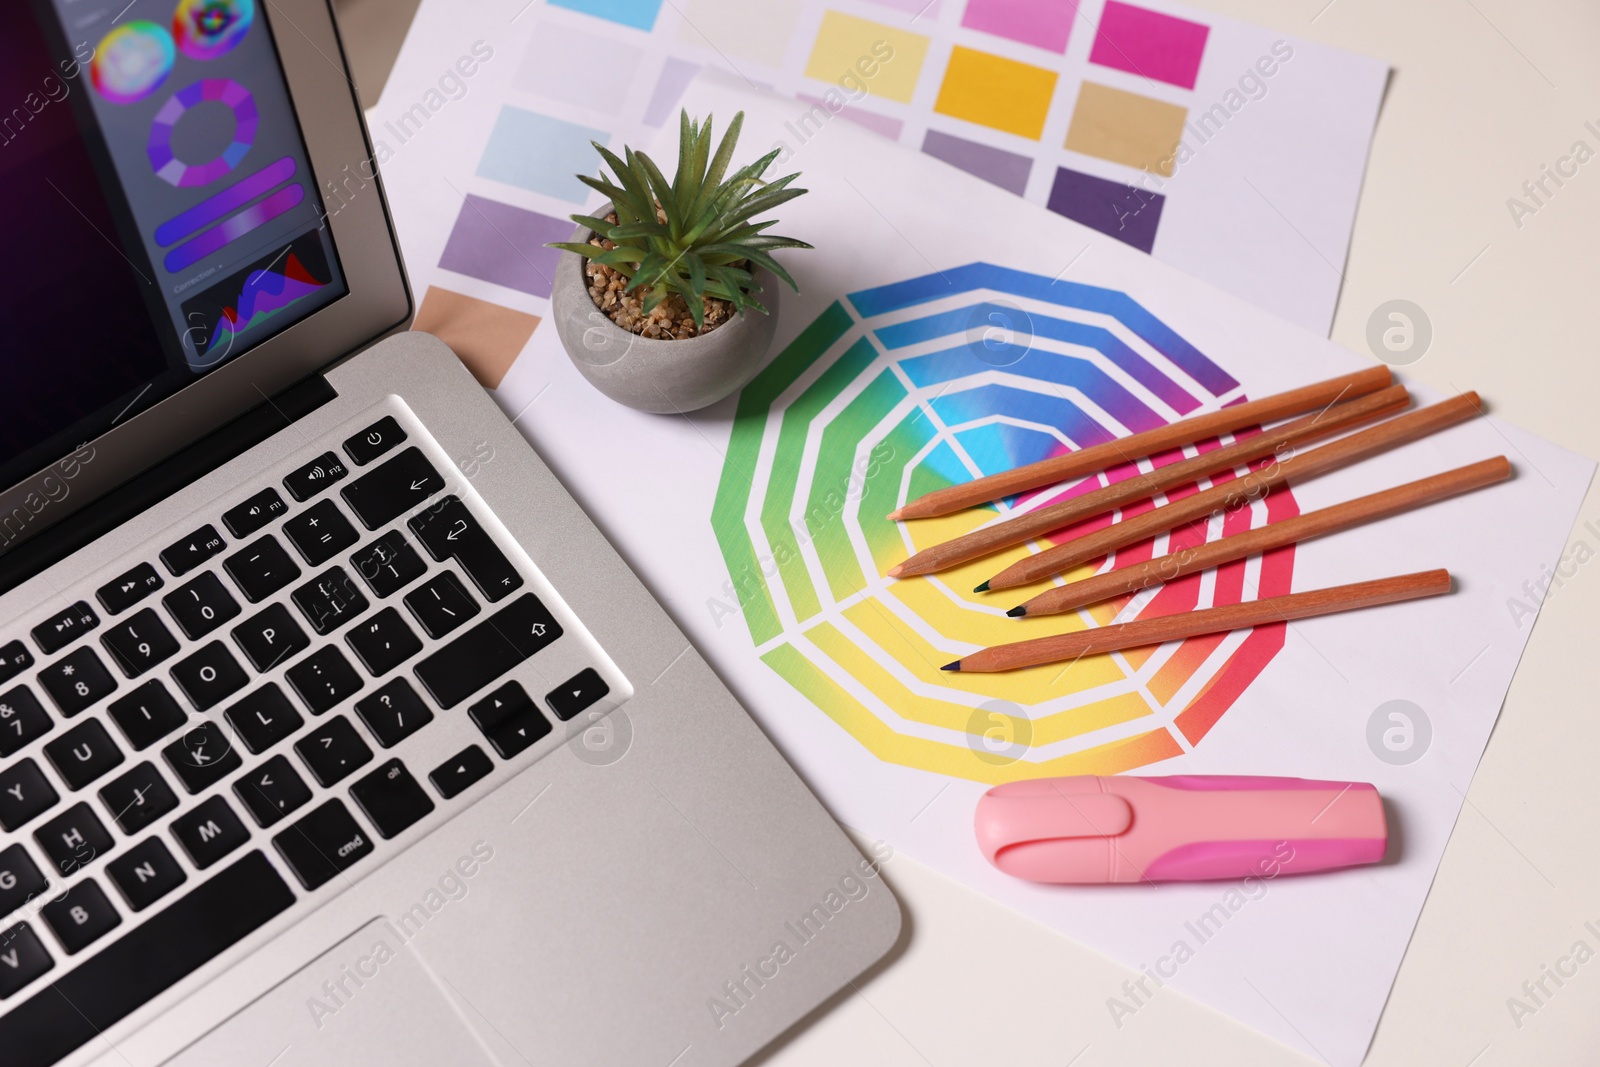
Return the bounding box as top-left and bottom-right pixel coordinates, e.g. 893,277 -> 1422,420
161,918 -> 498,1067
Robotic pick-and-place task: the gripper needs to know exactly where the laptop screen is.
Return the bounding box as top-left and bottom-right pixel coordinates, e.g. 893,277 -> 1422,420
1,0 -> 347,493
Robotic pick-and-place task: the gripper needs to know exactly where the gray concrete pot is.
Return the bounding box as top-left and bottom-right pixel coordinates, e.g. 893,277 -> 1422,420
551,216 -> 780,414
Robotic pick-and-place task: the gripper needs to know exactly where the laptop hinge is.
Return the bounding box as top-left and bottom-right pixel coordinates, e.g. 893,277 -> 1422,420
0,375 -> 337,596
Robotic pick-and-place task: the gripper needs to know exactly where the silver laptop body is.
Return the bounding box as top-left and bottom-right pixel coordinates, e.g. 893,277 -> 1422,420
0,3 -> 900,1065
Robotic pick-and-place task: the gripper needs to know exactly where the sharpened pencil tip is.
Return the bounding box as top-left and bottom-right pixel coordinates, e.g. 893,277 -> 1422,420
1006,605 -> 1026,617
940,660 -> 961,672
886,509 -> 905,521
973,580 -> 990,593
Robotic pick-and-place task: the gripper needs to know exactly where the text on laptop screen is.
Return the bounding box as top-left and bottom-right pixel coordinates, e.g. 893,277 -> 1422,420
1,0 -> 347,492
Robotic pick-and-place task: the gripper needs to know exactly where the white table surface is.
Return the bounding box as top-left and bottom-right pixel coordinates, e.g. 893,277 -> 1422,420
337,0 -> 1600,1062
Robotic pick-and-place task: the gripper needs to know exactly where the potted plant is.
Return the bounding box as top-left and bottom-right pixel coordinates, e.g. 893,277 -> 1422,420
548,111 -> 811,413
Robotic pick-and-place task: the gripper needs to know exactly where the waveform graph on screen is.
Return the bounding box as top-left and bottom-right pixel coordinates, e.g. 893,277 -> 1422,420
180,232 -> 331,367
711,263 -> 1300,785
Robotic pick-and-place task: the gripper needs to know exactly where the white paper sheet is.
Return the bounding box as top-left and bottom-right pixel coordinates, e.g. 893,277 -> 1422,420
371,37 -> 1587,1067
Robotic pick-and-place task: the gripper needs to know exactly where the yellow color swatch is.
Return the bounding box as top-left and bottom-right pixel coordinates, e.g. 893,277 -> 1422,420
934,46 -> 1058,140
804,11 -> 929,105
412,287 -> 539,390
1065,82 -> 1188,176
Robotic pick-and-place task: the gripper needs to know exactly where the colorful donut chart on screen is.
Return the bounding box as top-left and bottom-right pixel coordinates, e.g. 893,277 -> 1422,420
172,0 -> 255,61
91,21 -> 176,104
147,79 -> 258,187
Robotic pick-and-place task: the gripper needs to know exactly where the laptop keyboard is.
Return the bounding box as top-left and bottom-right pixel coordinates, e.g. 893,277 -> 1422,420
0,405 -> 627,1065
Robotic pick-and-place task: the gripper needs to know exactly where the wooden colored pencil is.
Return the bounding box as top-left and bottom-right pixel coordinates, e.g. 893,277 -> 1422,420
942,569 -> 1452,672
982,391 -> 1484,591
885,385 -> 1409,579
887,365 -> 1394,521
1010,456 -> 1510,617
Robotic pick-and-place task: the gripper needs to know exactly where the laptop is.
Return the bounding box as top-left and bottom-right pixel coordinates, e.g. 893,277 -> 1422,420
0,2 -> 901,1064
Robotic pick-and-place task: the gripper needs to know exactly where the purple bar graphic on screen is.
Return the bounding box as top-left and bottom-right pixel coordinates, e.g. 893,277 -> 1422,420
164,182 -> 306,272
155,156 -> 298,247
921,129 -> 1031,195
1089,1 -> 1210,90
1046,166 -> 1165,253
437,195 -> 567,299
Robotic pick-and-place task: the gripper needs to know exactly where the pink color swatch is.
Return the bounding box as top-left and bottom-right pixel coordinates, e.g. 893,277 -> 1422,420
1089,1 -> 1209,90
960,0 -> 1078,54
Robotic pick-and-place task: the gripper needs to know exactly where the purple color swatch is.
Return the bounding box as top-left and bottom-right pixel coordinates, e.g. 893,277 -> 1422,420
164,181 -> 304,271
155,155 -> 295,246
644,57 -> 701,127
921,129 -> 1031,195
961,0 -> 1078,54
438,195 -> 566,299
796,94 -> 904,139
1046,166 -> 1165,253
1089,1 -> 1209,90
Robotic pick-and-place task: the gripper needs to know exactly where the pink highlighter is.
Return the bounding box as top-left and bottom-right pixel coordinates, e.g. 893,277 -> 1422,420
974,775 -> 1388,884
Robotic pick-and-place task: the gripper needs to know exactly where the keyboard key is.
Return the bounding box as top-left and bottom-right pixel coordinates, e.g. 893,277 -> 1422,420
351,530 -> 426,598
0,852 -> 293,1063
160,524 -> 226,576
291,567 -> 369,636
350,759 -> 434,839
233,754 -> 312,828
224,684 -> 304,754
38,646 -> 117,717
41,879 -> 120,955
107,680 -> 186,750
404,571 -> 480,639
285,646 -> 363,715
0,845 -> 47,921
223,536 -> 302,603
34,803 -> 113,876
342,447 -> 446,531
31,601 -> 99,655
354,678 -> 433,748
283,500 -> 360,567
409,496 -> 524,602
273,799 -> 373,890
468,682 -> 551,759
97,762 -> 178,835
222,488 -> 288,538
101,608 -> 180,677
0,686 -> 52,757
284,451 -> 349,502
164,572 -> 241,639
96,563 -> 165,616
106,837 -> 186,912
414,594 -> 563,708
0,760 -> 57,832
171,641 -> 248,711
0,922 -> 53,998
346,608 -> 422,676
232,603 -> 310,672
546,668 -> 611,721
0,641 -> 34,686
343,416 -> 406,466
295,715 -> 372,786
43,719 -> 124,791
429,745 -> 493,798
172,795 -> 249,870
162,721 -> 242,794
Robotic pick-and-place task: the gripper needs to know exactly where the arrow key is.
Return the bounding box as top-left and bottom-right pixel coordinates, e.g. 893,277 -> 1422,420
468,681 -> 551,759
429,745 -> 493,799
233,754 -> 312,828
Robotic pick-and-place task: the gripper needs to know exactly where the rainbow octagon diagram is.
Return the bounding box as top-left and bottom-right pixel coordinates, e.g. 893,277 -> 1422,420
711,263 -> 1301,785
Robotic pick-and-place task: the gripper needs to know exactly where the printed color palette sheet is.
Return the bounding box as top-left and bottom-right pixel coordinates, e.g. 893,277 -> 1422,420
377,0 -> 1385,384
